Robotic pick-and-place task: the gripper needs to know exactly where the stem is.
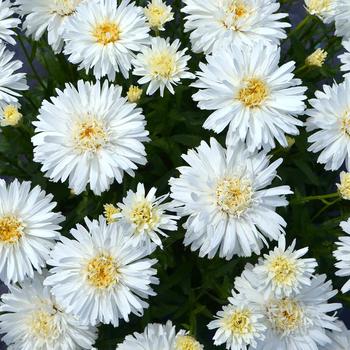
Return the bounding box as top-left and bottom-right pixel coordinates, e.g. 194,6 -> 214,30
293,192 -> 339,204
312,198 -> 341,221
288,15 -> 310,37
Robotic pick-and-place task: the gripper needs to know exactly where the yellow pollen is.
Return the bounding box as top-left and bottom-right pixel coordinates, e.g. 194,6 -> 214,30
238,78 -> 269,108
224,309 -> 253,335
216,177 -> 253,217
130,200 -> 160,233
267,298 -> 304,334
103,204 -> 120,224
175,335 -> 202,350
150,51 -> 176,79
228,1 -> 249,18
306,0 -> 332,16
268,256 -> 297,286
53,0 -> 81,16
305,49 -> 327,67
73,118 -> 108,153
30,311 -> 59,340
127,85 -> 143,103
341,113 -> 350,136
93,21 -> 121,45
338,172 -> 350,200
86,254 -> 120,289
0,215 -> 24,244
1,105 -> 22,127
144,2 -> 172,30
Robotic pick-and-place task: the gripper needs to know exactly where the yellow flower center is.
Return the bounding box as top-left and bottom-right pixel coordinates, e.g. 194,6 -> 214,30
0,215 -> 24,244
175,335 -> 202,350
73,117 -> 108,153
306,0 -> 332,16
228,0 -> 249,18
216,177 -> 253,217
127,85 -> 143,103
93,21 -> 121,45
1,105 -> 22,127
305,49 -> 327,67
238,78 -> 269,108
86,254 -> 120,289
30,310 -> 60,340
130,200 -> 160,233
145,4 -> 167,29
53,0 -> 81,16
224,309 -> 253,335
103,204 -> 120,224
341,113 -> 350,136
268,255 -> 297,286
150,51 -> 176,79
338,173 -> 350,200
267,298 -> 304,334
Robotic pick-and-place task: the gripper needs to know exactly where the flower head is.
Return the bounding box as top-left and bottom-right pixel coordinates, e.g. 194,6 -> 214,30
32,80 -> 149,195
103,204 -> 120,224
127,85 -> 143,103
305,48 -> 327,67
305,0 -> 335,23
144,0 -> 173,31
337,171 -> 350,200
0,104 -> 22,127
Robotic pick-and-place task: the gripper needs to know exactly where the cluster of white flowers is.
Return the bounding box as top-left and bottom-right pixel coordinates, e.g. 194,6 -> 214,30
1,0 -> 350,348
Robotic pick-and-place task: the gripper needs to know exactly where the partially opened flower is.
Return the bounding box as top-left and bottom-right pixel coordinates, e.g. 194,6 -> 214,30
45,216 -> 159,326
64,0 -> 150,80
133,37 -> 195,97
144,0 -> 173,32
0,0 -> 20,45
192,42 -> 307,152
337,171 -> 350,200
0,272 -> 97,350
0,179 -> 64,285
32,80 -> 149,195
182,0 -> 290,54
16,0 -> 84,53
169,138 -> 291,260
0,103 -> 22,127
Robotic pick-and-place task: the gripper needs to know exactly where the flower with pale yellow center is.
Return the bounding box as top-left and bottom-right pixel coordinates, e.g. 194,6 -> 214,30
305,48 -> 327,67
103,204 -> 120,224
237,77 -> 269,108
0,215 -> 24,244
144,0 -> 174,31
1,105 -> 23,127
305,0 -> 334,21
127,85 -> 143,103
175,334 -> 203,350
93,21 -> 121,45
337,171 -> 350,200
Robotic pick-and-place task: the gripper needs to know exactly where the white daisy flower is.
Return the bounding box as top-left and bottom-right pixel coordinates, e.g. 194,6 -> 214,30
31,80 -> 149,195
253,235 -> 317,297
116,320 -> 203,350
337,171 -> 350,200
304,0 -> 336,23
15,0 -> 84,53
233,269 -> 341,350
306,78 -> 350,171
0,0 -> 20,45
0,272 -> 97,350
321,321 -> 350,350
133,37 -> 195,97
45,216 -> 159,326
339,40 -> 350,77
169,138 -> 292,260
208,294 -> 266,350
63,0 -> 150,80
116,183 -> 178,250
0,103 -> 23,127
0,44 -> 28,108
335,0 -> 350,40
0,179 -> 64,285
192,42 -> 307,152
334,218 -> 350,293
181,0 -> 290,54
144,0 -> 174,32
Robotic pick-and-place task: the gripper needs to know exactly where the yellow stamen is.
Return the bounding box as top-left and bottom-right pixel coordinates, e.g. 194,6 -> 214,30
0,215 -> 24,244
30,310 -> 60,340
175,335 -> 202,350
1,105 -> 22,127
338,172 -> 350,200
93,21 -> 121,45
127,85 -> 143,103
129,200 -> 159,233
103,204 -> 120,224
149,51 -> 176,79
305,49 -> 327,67
238,78 -> 269,108
268,256 -> 297,286
224,309 -> 253,335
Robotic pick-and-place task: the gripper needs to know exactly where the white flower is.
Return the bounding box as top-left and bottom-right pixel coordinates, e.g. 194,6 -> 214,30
169,138 -> 292,260
337,171 -> 350,200
0,0 -> 20,45
208,294 -> 266,350
15,0 -> 84,53
144,0 -> 174,31
192,42 -> 307,152
0,44 -> 28,108
304,0 -> 336,23
181,0 -> 290,54
0,179 -> 64,285
63,0 -> 149,80
321,321 -> 350,350
0,272 -> 97,350
116,320 -> 203,350
253,235 -> 317,297
0,103 -> 22,127
233,268 -> 341,350
116,183 -> 178,250
334,218 -> 350,293
306,78 -> 350,171
339,40 -> 350,77
45,216 -> 159,326
31,80 -> 149,195
335,0 -> 350,40
133,37 -> 195,97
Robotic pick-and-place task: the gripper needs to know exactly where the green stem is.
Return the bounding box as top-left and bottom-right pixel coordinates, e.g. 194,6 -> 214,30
293,192 -> 339,204
288,15 -> 310,37
312,198 -> 341,221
